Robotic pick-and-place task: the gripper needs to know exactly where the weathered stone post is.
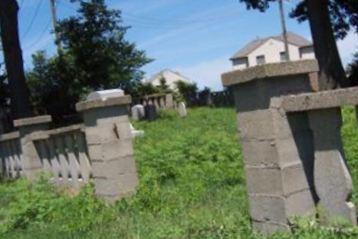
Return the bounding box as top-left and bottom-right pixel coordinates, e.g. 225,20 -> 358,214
221,60 -> 319,234
279,88 -> 358,225
165,94 -> 174,108
308,108 -> 356,225
14,115 -> 52,181
76,95 -> 138,203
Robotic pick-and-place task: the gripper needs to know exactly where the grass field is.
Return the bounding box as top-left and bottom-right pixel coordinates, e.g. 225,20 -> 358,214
0,107 -> 358,238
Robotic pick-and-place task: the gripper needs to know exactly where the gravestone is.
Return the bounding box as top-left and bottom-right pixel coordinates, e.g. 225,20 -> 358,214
178,102 -> 187,117
145,105 -> 157,121
131,104 -> 145,121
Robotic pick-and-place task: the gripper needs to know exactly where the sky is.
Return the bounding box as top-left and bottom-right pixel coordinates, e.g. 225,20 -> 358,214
9,0 -> 358,90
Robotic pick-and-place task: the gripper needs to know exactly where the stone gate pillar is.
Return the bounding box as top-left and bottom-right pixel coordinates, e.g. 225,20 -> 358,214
76,95 -> 138,203
14,115 -> 52,181
221,60 -> 319,234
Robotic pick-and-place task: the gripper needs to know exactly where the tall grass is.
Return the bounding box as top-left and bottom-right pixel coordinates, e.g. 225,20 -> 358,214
0,107 -> 357,238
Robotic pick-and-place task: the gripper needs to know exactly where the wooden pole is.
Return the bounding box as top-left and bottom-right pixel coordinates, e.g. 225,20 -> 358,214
279,0 -> 290,61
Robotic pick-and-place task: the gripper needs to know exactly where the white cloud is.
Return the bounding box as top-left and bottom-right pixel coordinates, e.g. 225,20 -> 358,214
175,57 -> 231,91
337,31 -> 358,66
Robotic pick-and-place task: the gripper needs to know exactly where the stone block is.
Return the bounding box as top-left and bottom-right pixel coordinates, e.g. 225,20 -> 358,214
102,140 -> 133,159
91,156 -> 136,178
245,167 -> 283,195
222,60 -> 318,87
281,163 -> 311,196
237,110 -> 274,140
285,189 -> 316,219
252,221 -> 290,235
240,139 -> 279,167
249,194 -> 287,223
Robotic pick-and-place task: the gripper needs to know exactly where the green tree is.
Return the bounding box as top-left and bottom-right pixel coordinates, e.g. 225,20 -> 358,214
131,82 -> 159,98
27,51 -> 90,122
157,77 -> 171,93
175,80 -> 198,106
57,0 -> 151,92
239,0 -> 358,90
27,0 -> 151,121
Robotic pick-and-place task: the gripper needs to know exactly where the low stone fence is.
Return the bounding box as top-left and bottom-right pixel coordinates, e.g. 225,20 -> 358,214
0,95 -> 138,203
132,93 -> 174,109
31,124 -> 91,187
222,60 -> 357,234
0,131 -> 23,178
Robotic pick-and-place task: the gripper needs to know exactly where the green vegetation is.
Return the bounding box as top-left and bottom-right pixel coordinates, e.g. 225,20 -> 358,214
1,107 -> 358,238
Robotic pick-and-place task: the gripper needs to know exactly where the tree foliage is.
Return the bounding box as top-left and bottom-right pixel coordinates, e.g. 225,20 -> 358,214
290,0 -> 358,40
239,0 -> 358,40
27,0 -> 151,121
57,0 -> 151,92
175,80 -> 198,106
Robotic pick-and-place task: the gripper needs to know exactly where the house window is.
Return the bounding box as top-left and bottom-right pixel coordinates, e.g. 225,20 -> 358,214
256,55 -> 266,65
280,51 -> 288,61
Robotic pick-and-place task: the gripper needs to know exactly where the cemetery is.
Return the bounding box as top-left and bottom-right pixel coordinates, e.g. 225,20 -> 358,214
0,60 -> 357,238
0,0 -> 358,238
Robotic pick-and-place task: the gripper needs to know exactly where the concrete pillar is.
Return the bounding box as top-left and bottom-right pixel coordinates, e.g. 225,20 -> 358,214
308,108 -> 356,225
165,94 -> 174,109
14,115 -> 52,181
221,60 -> 319,234
76,95 -> 138,203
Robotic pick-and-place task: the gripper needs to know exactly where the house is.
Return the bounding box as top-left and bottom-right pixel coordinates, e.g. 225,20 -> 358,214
230,32 -> 315,70
144,69 -> 191,91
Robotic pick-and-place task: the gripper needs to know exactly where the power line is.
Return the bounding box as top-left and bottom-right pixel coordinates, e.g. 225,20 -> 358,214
23,19 -> 52,51
21,0 -> 44,40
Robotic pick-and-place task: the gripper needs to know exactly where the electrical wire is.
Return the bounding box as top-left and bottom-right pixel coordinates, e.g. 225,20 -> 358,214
21,0 -> 44,40
23,19 -> 52,51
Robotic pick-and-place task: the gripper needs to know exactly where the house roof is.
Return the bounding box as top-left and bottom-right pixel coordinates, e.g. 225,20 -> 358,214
146,69 -> 191,83
231,32 -> 312,60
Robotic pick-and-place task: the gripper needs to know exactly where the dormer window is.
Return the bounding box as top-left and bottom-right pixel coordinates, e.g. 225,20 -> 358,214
256,55 -> 266,65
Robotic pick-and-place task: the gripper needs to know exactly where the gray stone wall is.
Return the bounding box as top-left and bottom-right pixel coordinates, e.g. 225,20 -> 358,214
77,96 -> 138,202
222,60 -> 320,234
223,60 -> 358,234
0,95 -> 138,204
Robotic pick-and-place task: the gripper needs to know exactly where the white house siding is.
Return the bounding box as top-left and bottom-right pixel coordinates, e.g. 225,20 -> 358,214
149,70 -> 190,91
300,46 -> 315,59
247,38 -> 301,67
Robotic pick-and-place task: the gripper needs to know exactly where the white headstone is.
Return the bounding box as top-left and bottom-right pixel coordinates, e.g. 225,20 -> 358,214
131,104 -> 145,121
178,102 -> 187,117
129,123 -> 144,138
87,89 -> 124,101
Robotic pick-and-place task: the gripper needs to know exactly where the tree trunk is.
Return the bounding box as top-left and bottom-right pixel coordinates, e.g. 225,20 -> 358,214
0,0 -> 33,119
306,0 -> 348,90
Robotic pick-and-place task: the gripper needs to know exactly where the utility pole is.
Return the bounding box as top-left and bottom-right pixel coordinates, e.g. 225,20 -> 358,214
49,0 -> 62,53
279,0 -> 290,61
